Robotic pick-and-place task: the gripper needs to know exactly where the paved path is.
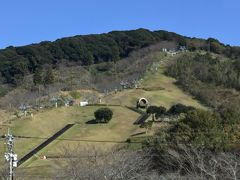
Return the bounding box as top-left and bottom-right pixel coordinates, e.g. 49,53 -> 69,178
17,123 -> 75,166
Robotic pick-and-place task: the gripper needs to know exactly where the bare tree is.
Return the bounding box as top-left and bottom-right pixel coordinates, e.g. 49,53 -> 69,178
0,166 -> 8,180
152,145 -> 240,180
12,145 -> 240,179
54,145 -> 157,180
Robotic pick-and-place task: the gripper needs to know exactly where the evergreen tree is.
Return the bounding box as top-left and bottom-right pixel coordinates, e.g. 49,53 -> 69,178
44,67 -> 55,85
94,108 -> 113,123
33,68 -> 43,85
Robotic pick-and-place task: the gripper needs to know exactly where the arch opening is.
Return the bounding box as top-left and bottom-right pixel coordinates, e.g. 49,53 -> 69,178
136,98 -> 149,108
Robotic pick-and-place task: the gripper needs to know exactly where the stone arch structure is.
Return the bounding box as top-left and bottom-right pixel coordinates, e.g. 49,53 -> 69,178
136,98 -> 149,108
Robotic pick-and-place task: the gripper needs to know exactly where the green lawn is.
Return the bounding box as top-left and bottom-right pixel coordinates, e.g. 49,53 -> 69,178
1,106 -> 100,159
103,54 -> 206,110
1,105 -> 140,175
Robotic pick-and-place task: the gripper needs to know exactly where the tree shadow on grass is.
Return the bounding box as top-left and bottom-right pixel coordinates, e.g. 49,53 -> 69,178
85,119 -> 108,124
131,132 -> 146,137
85,119 -> 98,124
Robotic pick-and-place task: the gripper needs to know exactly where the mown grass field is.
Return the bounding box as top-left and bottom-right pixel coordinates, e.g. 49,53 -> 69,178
0,105 -> 140,175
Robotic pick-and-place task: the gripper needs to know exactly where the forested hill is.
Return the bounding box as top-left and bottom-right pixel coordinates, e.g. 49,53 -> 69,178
0,28 -> 240,85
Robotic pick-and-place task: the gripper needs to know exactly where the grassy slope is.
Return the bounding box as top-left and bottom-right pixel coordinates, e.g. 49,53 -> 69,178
103,53 -> 205,109
19,106 -> 140,175
0,52 -> 207,176
0,105 -> 140,174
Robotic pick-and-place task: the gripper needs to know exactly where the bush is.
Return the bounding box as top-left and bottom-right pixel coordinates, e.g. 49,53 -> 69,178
156,106 -> 167,118
57,99 -> 65,107
168,109 -> 229,151
94,108 -> 113,123
140,121 -> 153,129
146,106 -> 158,114
69,91 -> 81,99
126,138 -> 131,143
168,103 -> 195,115
147,106 -> 167,120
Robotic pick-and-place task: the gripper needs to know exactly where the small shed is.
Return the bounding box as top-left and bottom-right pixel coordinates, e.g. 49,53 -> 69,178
80,101 -> 88,107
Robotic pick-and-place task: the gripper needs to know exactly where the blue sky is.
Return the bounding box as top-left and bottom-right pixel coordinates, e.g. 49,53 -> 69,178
0,0 -> 239,49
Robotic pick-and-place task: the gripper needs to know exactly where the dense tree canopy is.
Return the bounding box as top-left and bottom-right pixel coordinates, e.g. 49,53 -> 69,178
146,106 -> 166,120
148,109 -> 238,151
0,28 -> 238,86
94,108 -> 113,123
166,53 -> 240,109
167,103 -> 195,115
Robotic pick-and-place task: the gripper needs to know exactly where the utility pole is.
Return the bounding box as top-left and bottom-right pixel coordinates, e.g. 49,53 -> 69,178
4,129 -> 17,180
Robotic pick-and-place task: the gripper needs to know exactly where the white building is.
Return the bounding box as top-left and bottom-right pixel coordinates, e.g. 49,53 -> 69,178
79,101 -> 88,107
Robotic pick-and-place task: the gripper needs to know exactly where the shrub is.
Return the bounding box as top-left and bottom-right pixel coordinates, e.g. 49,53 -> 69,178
69,91 -> 81,99
146,106 -> 158,114
147,106 -> 167,120
168,109 -> 229,151
140,121 -> 153,129
168,103 -> 195,115
155,106 -> 167,118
